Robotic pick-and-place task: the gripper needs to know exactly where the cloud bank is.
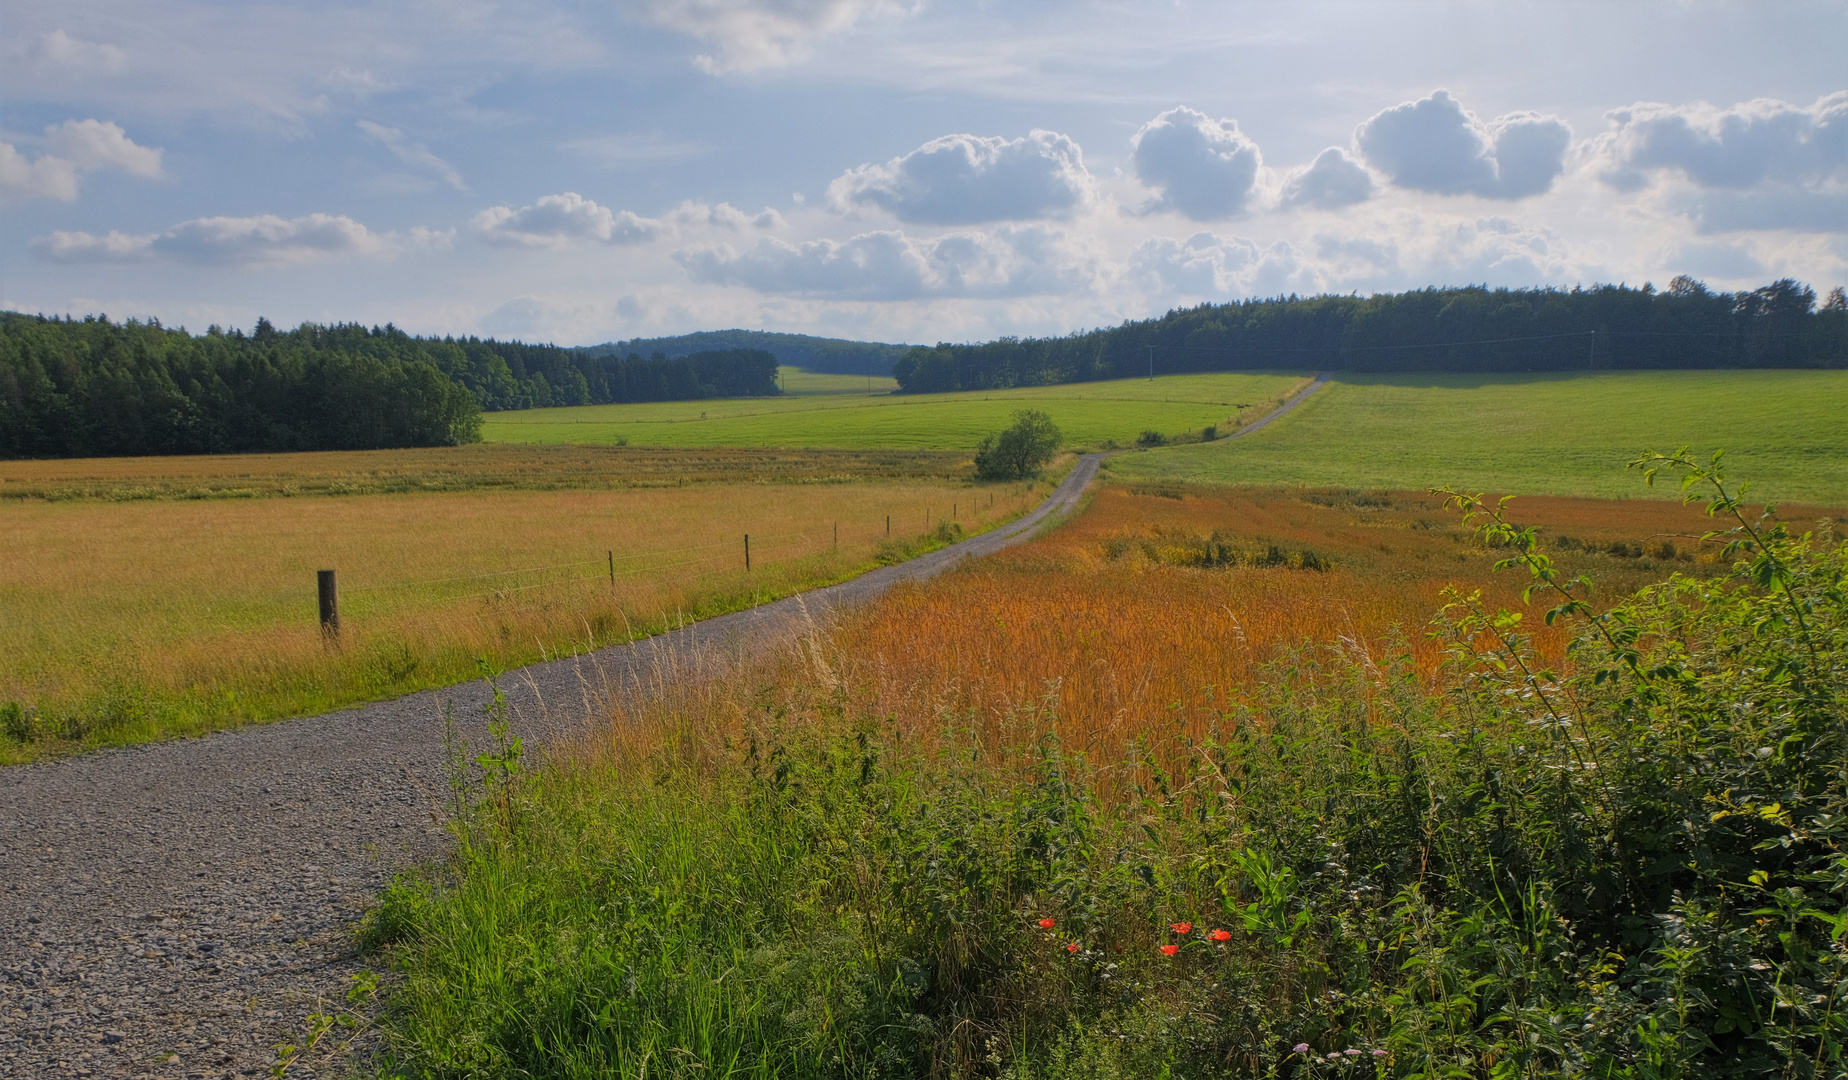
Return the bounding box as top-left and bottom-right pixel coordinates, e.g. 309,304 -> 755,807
1596,91 -> 1848,232
676,225 -> 1100,300
472,193 -> 670,247
828,131 -> 1096,224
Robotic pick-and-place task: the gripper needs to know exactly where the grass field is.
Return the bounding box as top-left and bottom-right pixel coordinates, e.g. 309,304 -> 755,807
0,443 -> 967,502
1111,369 -> 1848,503
481,372 -> 1311,450
776,365 -> 899,396
0,474 -> 1045,762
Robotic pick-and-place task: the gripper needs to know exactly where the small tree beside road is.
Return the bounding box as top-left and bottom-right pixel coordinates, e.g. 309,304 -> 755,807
974,410 -> 1061,481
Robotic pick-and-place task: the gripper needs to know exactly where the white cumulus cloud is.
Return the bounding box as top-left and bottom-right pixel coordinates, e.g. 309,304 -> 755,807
472,192 -> 671,247
1356,89 -> 1571,200
32,213 -> 404,267
1130,107 -> 1266,220
675,225 -> 1101,300
1594,91 -> 1848,233
1280,147 -> 1374,210
619,0 -> 909,73
0,119 -> 161,204
828,131 -> 1096,224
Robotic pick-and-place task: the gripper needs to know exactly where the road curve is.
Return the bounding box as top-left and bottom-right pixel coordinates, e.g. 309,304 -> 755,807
0,453 -> 1101,1078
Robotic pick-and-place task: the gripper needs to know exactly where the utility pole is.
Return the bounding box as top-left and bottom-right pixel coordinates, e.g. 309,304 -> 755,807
1147,345 -> 1154,380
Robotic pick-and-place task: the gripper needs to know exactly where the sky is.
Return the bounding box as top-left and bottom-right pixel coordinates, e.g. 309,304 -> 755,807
2,0 -> 1845,347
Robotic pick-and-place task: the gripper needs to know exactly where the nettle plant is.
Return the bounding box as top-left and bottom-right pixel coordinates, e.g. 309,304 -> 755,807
1415,448 -> 1847,1077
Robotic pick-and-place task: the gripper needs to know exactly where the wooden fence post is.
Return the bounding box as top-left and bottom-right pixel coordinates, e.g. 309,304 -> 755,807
317,569 -> 340,640
608,550 -> 615,587
745,534 -> 751,571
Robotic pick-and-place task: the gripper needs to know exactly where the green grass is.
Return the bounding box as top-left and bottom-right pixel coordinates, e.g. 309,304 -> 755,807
774,366 -> 899,396
482,372 -> 1310,451
1110,370 -> 1848,505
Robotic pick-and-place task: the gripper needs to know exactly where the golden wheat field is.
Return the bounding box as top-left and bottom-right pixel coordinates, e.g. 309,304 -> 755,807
832,484 -> 1843,763
0,474 -> 1041,761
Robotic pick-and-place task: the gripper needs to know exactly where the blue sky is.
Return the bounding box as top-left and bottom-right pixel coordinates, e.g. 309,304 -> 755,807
3,0 -> 1844,345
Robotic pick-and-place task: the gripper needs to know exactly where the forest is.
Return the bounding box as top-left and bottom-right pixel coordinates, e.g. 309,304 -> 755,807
895,277 -> 1848,393
0,314 -> 780,458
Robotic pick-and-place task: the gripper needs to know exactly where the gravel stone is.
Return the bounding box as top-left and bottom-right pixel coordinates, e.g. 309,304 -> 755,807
0,457 -> 1101,1077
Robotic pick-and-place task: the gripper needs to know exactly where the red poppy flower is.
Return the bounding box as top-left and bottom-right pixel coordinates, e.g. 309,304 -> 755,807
1066,942 -> 1080,953
1037,917 -> 1055,930
1208,929 -> 1232,942
1160,944 -> 1180,956
1169,922 -> 1193,935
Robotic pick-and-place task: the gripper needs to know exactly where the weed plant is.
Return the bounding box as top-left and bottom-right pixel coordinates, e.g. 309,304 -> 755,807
365,453 -> 1844,1078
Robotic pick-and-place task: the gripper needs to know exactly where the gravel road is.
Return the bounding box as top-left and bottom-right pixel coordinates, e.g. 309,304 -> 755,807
0,453 -> 1102,1079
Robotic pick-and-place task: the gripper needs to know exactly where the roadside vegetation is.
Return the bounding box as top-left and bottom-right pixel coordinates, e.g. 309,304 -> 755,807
1114,369 -> 1848,505
0,473 -> 1047,762
361,452 -> 1847,1078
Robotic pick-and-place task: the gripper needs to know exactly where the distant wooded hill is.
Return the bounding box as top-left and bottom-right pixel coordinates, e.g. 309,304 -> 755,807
895,278 -> 1848,393
0,314 -> 778,459
581,330 -> 913,377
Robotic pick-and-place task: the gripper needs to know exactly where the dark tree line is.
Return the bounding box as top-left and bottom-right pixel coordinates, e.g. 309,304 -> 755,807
0,314 -> 781,459
895,278 -> 1848,393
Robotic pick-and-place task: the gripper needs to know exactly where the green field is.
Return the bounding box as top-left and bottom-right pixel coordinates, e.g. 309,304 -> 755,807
1110,370 -> 1848,505
482,372 -> 1310,450
775,365 -> 899,396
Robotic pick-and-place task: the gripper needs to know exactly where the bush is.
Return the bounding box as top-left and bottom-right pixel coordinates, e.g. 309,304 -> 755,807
974,409 -> 1061,481
1135,429 -> 1167,448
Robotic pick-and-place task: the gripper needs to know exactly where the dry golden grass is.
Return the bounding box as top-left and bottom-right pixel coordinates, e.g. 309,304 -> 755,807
0,476 -> 1040,761
834,484 -> 1842,762
0,442 -> 968,501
